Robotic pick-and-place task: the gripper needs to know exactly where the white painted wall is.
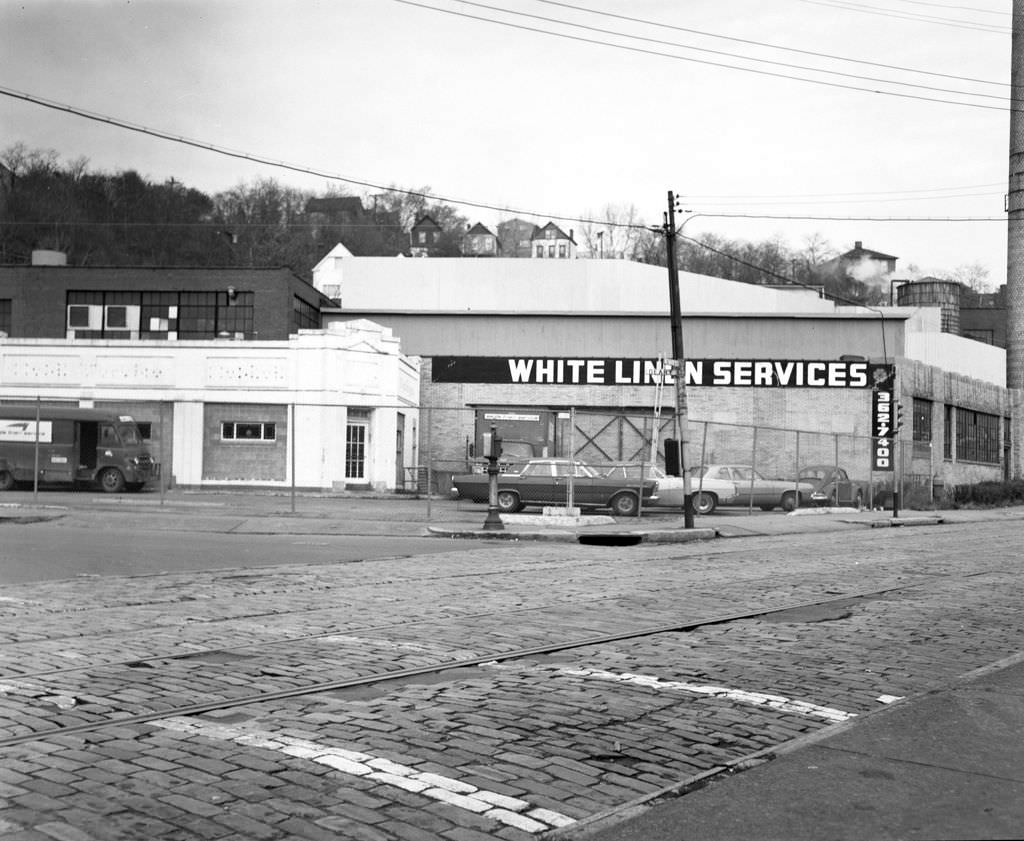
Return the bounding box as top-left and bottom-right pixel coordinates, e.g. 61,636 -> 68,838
0,321 -> 420,490
905,331 -> 1006,387
313,254 -> 841,315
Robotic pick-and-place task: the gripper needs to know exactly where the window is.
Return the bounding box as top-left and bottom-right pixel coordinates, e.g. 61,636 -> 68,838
944,405 -> 953,459
0,299 -> 10,335
221,421 -> 277,441
962,329 -> 994,344
418,231 -> 427,244
535,244 -> 544,257
105,306 -> 128,329
68,305 -> 91,328
346,421 -> 367,479
292,296 -> 321,332
547,245 -> 555,258
954,408 -> 1000,464
558,244 -> 567,258
69,290 -> 252,340
217,290 -> 254,337
912,398 -> 932,442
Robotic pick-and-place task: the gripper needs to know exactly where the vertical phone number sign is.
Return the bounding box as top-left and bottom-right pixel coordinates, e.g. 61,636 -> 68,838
872,387 -> 896,471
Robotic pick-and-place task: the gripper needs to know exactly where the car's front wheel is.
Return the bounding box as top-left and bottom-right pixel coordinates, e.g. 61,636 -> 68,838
610,491 -> 639,517
780,491 -> 798,512
693,491 -> 718,515
0,470 -> 14,492
496,490 -> 522,513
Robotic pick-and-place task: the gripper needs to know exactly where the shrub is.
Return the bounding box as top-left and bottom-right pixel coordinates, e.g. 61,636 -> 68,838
951,479 -> 1024,508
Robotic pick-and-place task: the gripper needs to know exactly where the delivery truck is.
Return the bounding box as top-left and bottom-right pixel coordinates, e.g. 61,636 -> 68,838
0,406 -> 159,492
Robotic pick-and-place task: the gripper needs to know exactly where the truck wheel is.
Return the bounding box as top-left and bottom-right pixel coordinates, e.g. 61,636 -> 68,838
781,492 -> 798,512
0,470 -> 14,492
496,490 -> 522,513
610,491 -> 639,517
693,491 -> 717,515
99,468 -> 126,493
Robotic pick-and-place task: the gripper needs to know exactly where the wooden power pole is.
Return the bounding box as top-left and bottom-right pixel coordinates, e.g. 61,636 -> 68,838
1009,0 -> 1024,478
665,191 -> 695,528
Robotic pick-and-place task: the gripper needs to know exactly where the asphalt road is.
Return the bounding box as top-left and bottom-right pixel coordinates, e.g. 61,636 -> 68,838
0,522 -> 490,584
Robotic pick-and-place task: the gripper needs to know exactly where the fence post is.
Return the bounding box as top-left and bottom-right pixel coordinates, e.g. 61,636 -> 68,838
426,406 -> 433,521
748,426 -> 758,515
567,406 -> 576,510
33,396 -> 40,504
794,431 -> 801,509
290,403 -> 296,515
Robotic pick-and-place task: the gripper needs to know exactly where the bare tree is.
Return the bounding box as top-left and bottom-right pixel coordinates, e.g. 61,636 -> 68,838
578,203 -> 647,259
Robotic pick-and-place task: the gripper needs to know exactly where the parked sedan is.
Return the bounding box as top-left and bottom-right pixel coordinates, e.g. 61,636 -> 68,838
451,458 -> 658,516
697,464 -> 816,511
798,465 -> 866,508
601,464 -> 738,515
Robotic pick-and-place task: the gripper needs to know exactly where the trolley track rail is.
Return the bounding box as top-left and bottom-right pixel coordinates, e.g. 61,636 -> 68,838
0,576 -> 988,750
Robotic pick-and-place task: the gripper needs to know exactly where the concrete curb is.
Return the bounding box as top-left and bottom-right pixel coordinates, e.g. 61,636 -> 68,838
425,525 -> 719,543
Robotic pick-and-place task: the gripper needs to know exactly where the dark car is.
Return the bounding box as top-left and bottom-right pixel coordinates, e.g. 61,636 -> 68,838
450,458 -> 658,516
798,465 -> 867,508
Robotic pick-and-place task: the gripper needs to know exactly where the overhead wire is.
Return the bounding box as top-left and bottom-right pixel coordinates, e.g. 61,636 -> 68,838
0,84 -> 1009,233
530,0 -> 1008,85
395,0 -> 1012,110
796,0 -> 1011,31
443,0 -> 1011,102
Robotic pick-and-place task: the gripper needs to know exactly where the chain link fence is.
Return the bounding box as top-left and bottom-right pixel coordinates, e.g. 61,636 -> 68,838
421,405 -> 928,517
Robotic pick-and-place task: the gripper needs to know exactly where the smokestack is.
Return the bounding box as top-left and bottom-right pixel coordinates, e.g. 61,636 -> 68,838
1008,0 -> 1024,477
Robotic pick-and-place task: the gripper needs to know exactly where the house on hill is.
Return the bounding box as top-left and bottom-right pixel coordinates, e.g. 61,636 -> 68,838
531,222 -> 577,259
409,215 -> 443,257
461,223 -> 499,257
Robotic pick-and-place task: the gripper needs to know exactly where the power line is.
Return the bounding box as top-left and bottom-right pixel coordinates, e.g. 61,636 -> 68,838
0,85 -> 623,230
395,0 -> 1012,110
797,0 -> 1011,31
530,0 -> 1008,85
0,88 -> 1008,234
679,211 -> 1004,222
686,191 -> 1002,207
885,0 -> 1010,15
446,0 -> 1011,102
685,182 -> 1005,199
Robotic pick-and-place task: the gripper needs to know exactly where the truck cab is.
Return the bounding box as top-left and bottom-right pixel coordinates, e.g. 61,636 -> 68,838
0,407 -> 159,492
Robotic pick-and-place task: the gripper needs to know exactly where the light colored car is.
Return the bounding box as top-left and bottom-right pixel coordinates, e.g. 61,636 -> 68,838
602,464 -> 737,515
698,464 -> 816,512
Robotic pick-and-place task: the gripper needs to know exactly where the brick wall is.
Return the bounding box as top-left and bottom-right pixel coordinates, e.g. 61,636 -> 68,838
202,403 -> 287,481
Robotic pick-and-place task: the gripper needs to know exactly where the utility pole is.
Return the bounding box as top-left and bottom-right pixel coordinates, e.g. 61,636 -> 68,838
665,191 -> 695,528
1008,0 -> 1024,478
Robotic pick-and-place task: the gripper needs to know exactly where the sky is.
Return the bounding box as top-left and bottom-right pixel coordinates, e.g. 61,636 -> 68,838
0,0 -> 1015,286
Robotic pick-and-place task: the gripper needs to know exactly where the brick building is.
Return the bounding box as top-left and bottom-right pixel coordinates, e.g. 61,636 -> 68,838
0,261 -> 419,491
314,252 -> 1011,494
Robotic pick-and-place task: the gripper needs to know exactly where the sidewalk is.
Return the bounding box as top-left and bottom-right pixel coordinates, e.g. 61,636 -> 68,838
573,653 -> 1024,841
1,492 -> 1020,542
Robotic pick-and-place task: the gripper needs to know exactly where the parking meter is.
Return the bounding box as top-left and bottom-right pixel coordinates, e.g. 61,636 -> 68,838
483,425 -> 504,530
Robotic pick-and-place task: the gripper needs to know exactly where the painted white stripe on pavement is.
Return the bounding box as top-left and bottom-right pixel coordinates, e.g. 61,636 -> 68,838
560,667 -> 856,722
150,717 -> 575,833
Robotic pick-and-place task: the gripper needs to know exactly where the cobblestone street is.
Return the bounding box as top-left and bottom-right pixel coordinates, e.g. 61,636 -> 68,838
1,501 -> 1022,839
